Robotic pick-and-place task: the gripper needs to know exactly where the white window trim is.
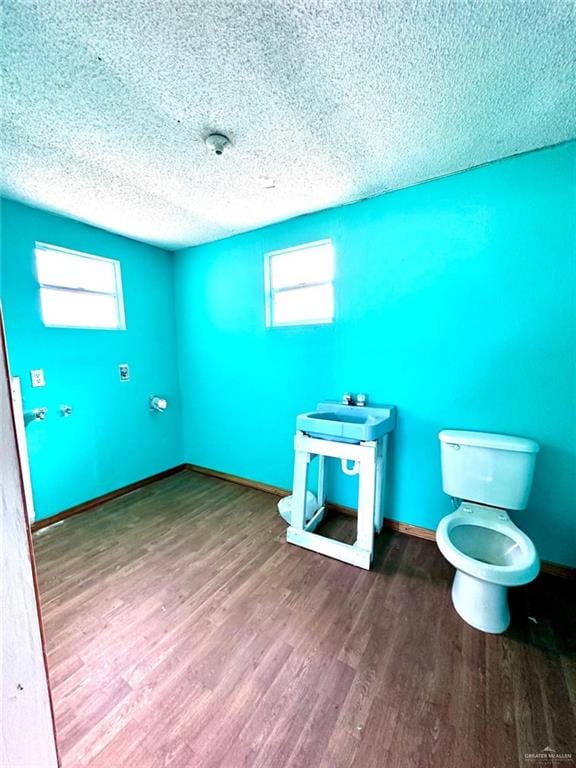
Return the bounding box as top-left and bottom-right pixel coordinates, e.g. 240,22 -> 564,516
35,242 -> 126,331
264,238 -> 335,328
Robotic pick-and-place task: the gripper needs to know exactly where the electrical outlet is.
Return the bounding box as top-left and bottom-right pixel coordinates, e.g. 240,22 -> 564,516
30,369 -> 45,387
119,363 -> 130,382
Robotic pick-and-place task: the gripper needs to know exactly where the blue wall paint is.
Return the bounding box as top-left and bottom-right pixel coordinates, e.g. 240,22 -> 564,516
1,144 -> 574,565
174,143 -> 576,567
1,199 -> 183,520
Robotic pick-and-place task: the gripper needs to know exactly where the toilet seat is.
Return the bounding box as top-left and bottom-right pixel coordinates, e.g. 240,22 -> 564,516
436,503 -> 539,587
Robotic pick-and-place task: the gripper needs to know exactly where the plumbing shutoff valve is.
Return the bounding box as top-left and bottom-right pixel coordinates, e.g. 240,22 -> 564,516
150,396 -> 168,413
25,407 -> 48,424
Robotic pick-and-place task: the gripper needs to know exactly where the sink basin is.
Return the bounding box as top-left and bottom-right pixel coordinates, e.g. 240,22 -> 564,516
297,402 -> 396,443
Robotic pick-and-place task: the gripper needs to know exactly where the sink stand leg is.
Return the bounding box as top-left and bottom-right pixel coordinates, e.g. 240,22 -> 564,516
291,446 -> 311,531
374,435 -> 387,533
317,455 -> 326,510
356,450 -> 376,561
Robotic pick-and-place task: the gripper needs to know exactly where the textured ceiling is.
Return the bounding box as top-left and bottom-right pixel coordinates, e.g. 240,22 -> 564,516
1,1 -> 575,250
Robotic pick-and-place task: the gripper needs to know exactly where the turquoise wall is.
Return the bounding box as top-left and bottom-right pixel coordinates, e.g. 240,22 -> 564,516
2,144 -> 574,566
1,199 -> 183,520
174,142 -> 576,567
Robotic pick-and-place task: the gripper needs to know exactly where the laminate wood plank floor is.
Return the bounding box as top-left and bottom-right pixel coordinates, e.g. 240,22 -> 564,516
33,471 -> 576,768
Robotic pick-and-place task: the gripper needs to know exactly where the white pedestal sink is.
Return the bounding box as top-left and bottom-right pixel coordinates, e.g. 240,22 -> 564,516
286,401 -> 396,569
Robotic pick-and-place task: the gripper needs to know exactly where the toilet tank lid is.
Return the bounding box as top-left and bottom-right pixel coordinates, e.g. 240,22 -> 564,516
438,430 -> 539,453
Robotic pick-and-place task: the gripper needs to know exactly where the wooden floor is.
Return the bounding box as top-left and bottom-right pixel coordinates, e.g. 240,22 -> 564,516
33,471 -> 575,768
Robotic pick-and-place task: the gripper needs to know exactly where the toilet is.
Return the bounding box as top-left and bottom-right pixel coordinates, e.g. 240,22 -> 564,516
436,429 -> 540,634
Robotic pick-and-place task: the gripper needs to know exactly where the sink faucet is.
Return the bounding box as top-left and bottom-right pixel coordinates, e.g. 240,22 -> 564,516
341,393 -> 368,407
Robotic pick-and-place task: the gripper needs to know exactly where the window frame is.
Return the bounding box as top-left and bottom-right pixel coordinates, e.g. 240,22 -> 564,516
264,238 -> 335,328
35,242 -> 126,331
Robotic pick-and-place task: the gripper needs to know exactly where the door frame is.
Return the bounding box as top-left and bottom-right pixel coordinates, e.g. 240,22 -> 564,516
1,303 -> 60,766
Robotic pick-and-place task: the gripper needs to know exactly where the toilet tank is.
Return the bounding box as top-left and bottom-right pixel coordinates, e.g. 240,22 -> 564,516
439,430 -> 539,510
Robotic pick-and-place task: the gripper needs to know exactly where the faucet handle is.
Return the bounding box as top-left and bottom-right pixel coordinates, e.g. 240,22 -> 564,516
356,393 -> 367,407
342,392 -> 353,405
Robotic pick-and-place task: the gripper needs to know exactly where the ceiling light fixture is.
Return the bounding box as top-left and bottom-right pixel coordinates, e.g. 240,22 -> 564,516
205,133 -> 230,156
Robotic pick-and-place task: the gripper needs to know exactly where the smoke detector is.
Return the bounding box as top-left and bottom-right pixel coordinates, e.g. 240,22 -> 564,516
205,133 -> 230,156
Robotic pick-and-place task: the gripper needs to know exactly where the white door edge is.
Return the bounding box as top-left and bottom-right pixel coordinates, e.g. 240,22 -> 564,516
10,377 -> 35,523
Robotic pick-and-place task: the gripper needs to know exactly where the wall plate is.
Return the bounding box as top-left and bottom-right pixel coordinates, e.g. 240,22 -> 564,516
119,363 -> 130,382
30,369 -> 45,387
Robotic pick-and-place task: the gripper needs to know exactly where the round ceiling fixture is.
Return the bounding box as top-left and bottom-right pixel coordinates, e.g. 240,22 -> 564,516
205,133 -> 230,156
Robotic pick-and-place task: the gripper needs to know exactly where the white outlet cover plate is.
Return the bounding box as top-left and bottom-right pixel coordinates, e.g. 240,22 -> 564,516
30,369 -> 45,387
119,364 -> 130,382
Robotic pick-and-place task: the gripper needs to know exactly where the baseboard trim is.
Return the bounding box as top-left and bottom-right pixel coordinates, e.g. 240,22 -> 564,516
31,461 -> 574,580
539,561 -> 575,580
31,465 -> 187,532
185,463 -> 574,580
185,463 -> 440,544
185,463 -> 291,499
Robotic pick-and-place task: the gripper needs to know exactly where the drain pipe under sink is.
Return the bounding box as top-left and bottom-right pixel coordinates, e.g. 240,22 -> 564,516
341,459 -> 360,476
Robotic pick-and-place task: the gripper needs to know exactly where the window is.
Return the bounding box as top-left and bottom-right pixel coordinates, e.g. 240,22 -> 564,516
35,243 -> 126,330
265,239 -> 335,327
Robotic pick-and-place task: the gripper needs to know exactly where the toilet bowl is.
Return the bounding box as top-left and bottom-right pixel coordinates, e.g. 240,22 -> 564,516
437,503 -> 539,633
436,429 -> 540,633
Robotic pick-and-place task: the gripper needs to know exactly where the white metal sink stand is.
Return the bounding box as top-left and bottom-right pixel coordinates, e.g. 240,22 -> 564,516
286,431 -> 389,570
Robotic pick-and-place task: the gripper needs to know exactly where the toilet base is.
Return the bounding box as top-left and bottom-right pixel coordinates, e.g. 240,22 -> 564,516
451,570 -> 510,634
